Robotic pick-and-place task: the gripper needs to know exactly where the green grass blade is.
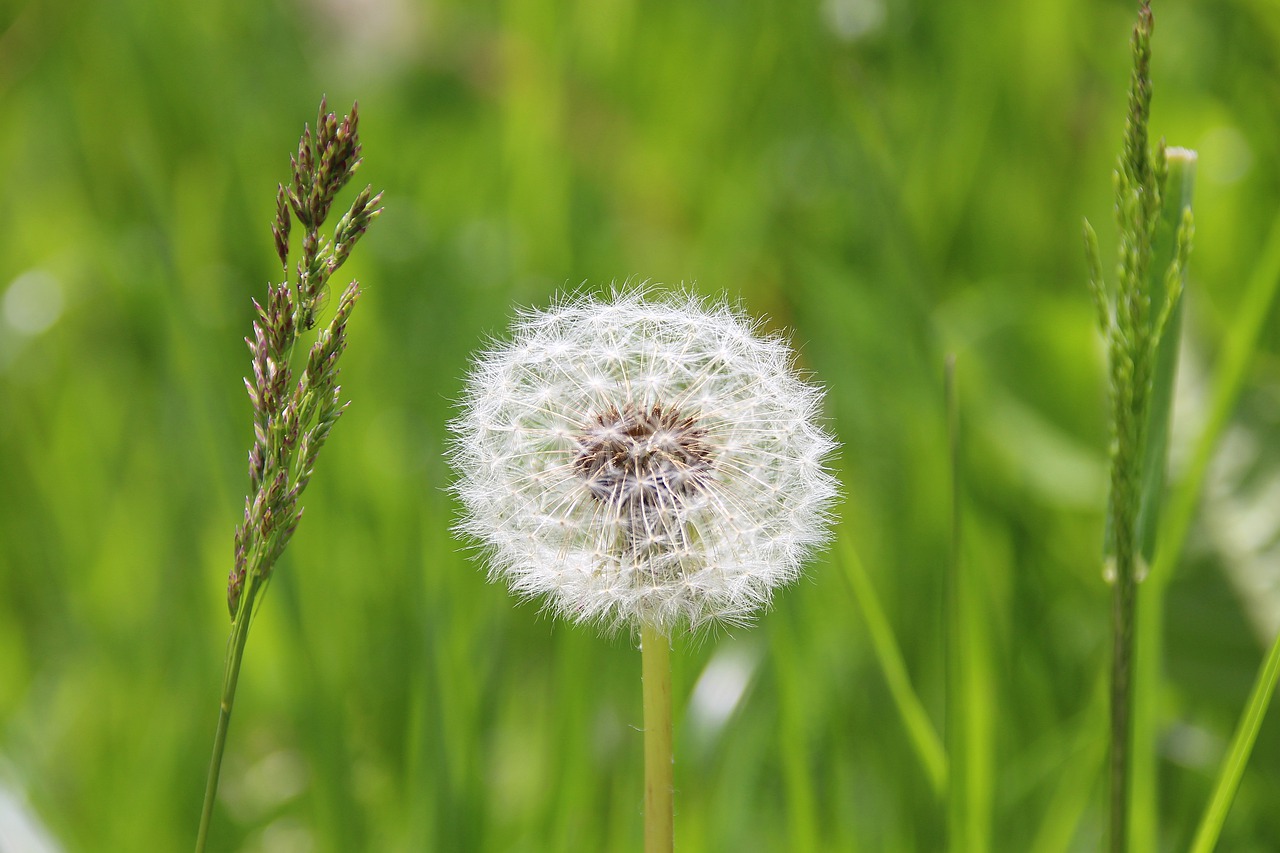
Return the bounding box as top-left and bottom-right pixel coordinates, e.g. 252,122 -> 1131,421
1134,151 -> 1196,566
1129,147 -> 1197,853
837,535 -> 948,796
946,356 -> 966,852
1135,170 -> 1280,851
944,357 -> 993,852
771,610 -> 822,850
1189,626 -> 1280,852
1166,207 -> 1280,853
1150,208 -> 1280,585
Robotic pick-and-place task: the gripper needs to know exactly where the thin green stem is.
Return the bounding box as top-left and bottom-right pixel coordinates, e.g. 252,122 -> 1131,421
944,355 -> 964,851
1108,544 -> 1137,853
195,588 -> 257,853
641,622 -> 673,853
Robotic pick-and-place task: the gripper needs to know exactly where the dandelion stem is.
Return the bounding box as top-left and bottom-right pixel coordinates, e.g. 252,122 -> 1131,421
195,581 -> 257,853
641,622 -> 674,853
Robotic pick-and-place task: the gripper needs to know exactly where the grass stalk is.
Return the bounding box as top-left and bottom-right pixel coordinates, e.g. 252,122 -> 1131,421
193,99 -> 380,852
641,623 -> 674,853
1107,529 -> 1138,853
1082,7 -> 1194,848
194,579 -> 258,853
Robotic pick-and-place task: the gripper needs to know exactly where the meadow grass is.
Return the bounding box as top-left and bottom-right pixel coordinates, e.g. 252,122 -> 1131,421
1,1 -> 1279,850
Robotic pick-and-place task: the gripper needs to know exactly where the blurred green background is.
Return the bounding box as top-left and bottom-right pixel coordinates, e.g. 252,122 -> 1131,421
2,0 -> 1279,850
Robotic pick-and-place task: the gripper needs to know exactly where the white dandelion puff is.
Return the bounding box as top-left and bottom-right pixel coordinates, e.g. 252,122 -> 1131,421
448,289 -> 839,634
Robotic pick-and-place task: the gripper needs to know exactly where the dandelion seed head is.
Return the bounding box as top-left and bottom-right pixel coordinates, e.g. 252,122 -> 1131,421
449,289 -> 839,634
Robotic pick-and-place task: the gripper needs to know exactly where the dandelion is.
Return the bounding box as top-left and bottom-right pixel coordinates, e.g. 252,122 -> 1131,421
450,289 -> 838,634
449,289 -> 837,851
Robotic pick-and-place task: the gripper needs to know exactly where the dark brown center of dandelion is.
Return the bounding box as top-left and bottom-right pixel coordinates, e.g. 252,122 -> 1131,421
572,402 -> 714,511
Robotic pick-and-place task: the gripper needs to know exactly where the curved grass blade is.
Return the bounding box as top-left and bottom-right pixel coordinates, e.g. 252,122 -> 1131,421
1189,626 -> 1280,852
837,535 -> 948,796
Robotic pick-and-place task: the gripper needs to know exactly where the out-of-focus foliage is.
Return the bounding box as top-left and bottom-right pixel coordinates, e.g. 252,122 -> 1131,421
1,0 -> 1277,850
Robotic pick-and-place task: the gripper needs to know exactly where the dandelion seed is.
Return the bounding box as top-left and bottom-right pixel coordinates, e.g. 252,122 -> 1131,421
449,289 -> 839,634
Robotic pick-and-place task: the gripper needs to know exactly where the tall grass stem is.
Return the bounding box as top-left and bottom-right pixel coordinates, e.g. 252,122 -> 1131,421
195,581 -> 257,853
1091,9 -> 1194,846
194,99 -> 380,852
1107,532 -> 1138,853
